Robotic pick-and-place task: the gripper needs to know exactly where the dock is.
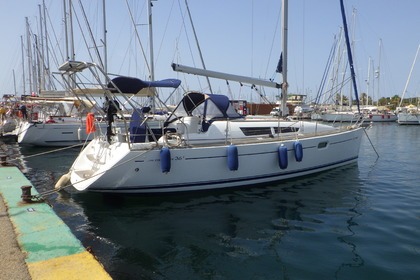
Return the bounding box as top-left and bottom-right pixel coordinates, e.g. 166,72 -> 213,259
0,166 -> 111,279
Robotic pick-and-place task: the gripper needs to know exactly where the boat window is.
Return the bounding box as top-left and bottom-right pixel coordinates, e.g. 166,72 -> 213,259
273,127 -> 299,133
318,142 -> 328,148
240,127 -> 272,136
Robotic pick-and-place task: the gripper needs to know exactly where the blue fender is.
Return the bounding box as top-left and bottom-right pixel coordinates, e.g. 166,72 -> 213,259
160,147 -> 171,173
227,145 -> 239,171
278,145 -> 288,169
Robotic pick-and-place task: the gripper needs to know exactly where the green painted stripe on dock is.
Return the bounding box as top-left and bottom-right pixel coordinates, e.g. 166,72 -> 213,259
0,166 -> 85,263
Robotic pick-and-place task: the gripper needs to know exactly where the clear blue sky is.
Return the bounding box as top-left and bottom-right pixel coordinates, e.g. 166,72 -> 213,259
1,0 -> 420,103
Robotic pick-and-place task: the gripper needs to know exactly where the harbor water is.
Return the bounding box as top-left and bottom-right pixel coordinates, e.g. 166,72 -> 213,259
7,122 -> 420,280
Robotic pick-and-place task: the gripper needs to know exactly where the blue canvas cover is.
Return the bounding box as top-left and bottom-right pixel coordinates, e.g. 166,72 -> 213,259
108,77 -> 181,94
165,92 -> 242,128
129,109 -> 147,143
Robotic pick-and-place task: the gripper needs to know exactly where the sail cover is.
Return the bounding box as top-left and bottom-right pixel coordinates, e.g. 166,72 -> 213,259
108,77 -> 181,95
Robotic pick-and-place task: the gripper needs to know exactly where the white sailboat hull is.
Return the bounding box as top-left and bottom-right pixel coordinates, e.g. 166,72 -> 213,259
366,113 -> 397,122
69,127 -> 363,193
321,112 -> 361,122
17,120 -> 117,147
397,112 -> 420,125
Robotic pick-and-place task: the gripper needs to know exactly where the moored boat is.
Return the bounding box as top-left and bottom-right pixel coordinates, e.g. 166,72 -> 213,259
56,0 -> 364,193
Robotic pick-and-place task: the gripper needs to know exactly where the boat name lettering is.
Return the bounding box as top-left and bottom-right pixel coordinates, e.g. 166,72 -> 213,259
172,156 -> 184,161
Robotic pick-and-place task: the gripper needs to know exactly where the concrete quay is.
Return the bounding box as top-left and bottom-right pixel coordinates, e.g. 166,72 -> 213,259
0,166 -> 111,280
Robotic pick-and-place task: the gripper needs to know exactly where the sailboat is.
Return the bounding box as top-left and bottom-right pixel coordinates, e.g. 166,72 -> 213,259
362,40 -> 397,122
14,93 -> 124,147
13,1 -> 126,146
56,0 -> 364,193
397,44 -> 420,125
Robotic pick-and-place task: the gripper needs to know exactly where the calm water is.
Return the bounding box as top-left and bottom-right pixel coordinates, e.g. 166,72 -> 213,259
7,122 -> 420,280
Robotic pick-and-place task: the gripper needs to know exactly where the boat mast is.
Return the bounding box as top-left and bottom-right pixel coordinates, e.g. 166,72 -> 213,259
69,0 -> 75,62
21,35 -> 26,95
375,39 -> 382,106
339,0 -> 360,113
185,0 -> 213,94
63,0 -> 75,88
102,0 -> 107,77
13,70 -> 17,95
38,4 -> 46,92
399,44 -> 420,108
148,0 -> 156,112
63,0 -> 69,60
281,0 -> 288,117
26,17 -> 33,95
43,0 -> 51,90
366,57 -> 371,106
34,35 -> 42,95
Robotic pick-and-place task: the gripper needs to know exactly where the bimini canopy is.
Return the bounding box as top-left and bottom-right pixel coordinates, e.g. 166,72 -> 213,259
166,91 -> 243,123
107,77 -> 181,96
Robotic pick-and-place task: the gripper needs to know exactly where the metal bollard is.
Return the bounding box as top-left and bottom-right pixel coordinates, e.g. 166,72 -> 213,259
21,185 -> 33,202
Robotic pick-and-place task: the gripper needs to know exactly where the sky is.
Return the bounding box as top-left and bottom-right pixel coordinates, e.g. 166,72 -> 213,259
1,0 -> 420,104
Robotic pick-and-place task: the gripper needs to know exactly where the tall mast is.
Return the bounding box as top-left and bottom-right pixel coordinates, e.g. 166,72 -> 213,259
21,35 -> 26,95
399,44 -> 420,108
63,0 -> 69,60
366,57 -> 371,106
102,0 -> 108,77
340,0 -> 360,113
13,70 -> 17,96
375,39 -> 382,105
26,17 -> 33,95
148,0 -> 156,112
69,0 -> 75,61
34,35 -> 41,95
38,4 -> 45,92
148,0 -> 155,82
281,0 -> 288,117
63,0 -> 75,88
185,0 -> 213,94
43,0 -> 51,90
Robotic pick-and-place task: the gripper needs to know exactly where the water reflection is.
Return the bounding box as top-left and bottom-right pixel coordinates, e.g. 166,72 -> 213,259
68,165 -> 365,279
6,140 -> 368,279
4,123 -> 418,279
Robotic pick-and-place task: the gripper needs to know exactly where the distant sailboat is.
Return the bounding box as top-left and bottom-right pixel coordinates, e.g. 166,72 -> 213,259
397,44 -> 420,125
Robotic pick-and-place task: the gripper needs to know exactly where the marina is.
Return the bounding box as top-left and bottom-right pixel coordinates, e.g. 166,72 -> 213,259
1,122 -> 419,279
1,0 -> 420,279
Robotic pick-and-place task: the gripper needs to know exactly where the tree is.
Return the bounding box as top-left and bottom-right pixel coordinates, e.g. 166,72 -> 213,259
378,97 -> 389,106
335,93 -> 349,106
389,95 -> 401,109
